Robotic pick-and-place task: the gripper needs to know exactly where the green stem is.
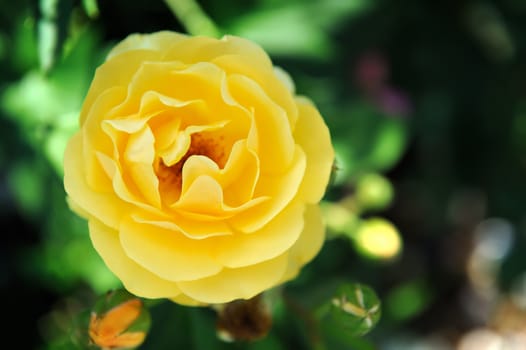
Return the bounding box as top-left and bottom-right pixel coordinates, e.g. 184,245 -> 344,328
282,292 -> 328,350
163,0 -> 220,37
313,301 -> 331,322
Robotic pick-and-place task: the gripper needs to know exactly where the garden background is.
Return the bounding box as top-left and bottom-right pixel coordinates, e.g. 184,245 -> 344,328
2,0 -> 526,349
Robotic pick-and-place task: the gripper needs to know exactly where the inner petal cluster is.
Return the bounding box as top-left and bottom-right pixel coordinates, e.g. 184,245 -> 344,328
155,131 -> 228,204
91,59 -> 306,239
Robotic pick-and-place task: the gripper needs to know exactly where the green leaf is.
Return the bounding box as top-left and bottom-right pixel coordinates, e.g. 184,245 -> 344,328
2,27 -> 101,175
228,5 -> 332,60
11,15 -> 39,73
44,111 -> 78,176
7,160 -> 47,218
38,0 -> 75,72
81,0 -> 99,18
331,102 -> 409,184
247,334 -> 287,350
21,179 -> 120,293
141,303 -> 194,349
227,0 -> 373,59
384,280 -> 434,322
188,308 -> 231,350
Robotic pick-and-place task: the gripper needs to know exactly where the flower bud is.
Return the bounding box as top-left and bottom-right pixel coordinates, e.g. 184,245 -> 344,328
216,294 -> 272,342
355,173 -> 394,212
88,289 -> 150,349
354,217 -> 402,260
329,283 -> 381,337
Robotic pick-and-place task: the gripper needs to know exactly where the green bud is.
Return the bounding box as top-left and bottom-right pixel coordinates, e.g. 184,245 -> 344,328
321,201 -> 359,235
355,173 -> 394,212
353,217 -> 402,260
329,283 -> 381,337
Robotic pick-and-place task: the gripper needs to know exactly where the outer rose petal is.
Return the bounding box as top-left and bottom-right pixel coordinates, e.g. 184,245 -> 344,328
229,146 -> 306,233
213,201 -> 305,268
64,133 -> 129,229
294,97 -> 335,203
80,51 -> 160,126
163,35 -> 273,73
119,216 -> 222,282
163,35 -> 298,126
273,66 -> 295,94
107,31 -> 188,59
177,253 -> 289,304
227,74 -> 295,172
89,220 -> 182,299
82,86 -> 127,190
283,204 -> 326,281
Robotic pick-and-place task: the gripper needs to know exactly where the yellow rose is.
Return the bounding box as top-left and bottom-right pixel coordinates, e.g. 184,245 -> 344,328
63,31 -> 334,305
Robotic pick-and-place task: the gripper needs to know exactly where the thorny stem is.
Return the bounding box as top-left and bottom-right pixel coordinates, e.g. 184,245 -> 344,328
163,0 -> 221,37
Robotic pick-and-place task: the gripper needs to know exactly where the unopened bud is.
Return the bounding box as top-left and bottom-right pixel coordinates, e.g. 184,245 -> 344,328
354,217 -> 402,260
329,283 -> 381,336
355,173 -> 393,212
88,289 -> 150,349
216,294 -> 272,342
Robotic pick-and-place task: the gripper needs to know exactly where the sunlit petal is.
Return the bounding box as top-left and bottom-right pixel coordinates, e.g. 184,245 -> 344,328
294,97 -> 335,203
120,216 -> 222,281
89,220 -> 182,298
177,253 -> 288,304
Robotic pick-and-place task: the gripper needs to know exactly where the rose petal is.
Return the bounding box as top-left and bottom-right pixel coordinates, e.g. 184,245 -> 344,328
64,133 -> 129,229
212,55 -> 298,126
95,152 -> 159,213
131,212 -> 232,239
89,219 -> 182,298
120,216 -> 222,281
282,204 -> 325,281
219,140 -> 260,206
177,253 -> 288,304
82,87 -> 127,189
273,66 -> 295,94
229,146 -> 306,233
294,97 -> 335,203
161,121 -> 228,168
169,293 -> 205,306
163,35 -> 272,72
124,126 -> 161,207
80,51 -> 160,126
107,31 -> 188,59
177,139 -> 260,205
111,61 -> 188,117
214,201 -> 305,268
175,174 -> 265,219
227,74 -> 295,173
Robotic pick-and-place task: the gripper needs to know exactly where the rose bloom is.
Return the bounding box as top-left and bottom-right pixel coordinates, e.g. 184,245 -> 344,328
64,31 -> 334,305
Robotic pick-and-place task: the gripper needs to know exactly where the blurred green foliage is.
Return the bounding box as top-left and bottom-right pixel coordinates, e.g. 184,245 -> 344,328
2,0 -> 526,349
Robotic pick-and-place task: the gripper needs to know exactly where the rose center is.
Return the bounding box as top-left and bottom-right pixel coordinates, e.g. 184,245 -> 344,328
155,132 -> 227,203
